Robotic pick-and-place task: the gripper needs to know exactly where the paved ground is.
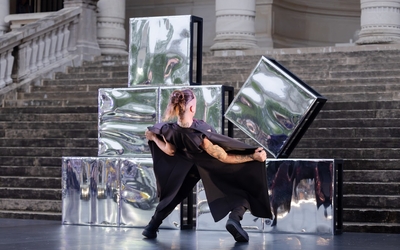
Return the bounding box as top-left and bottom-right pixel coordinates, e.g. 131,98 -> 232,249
0,218 -> 399,250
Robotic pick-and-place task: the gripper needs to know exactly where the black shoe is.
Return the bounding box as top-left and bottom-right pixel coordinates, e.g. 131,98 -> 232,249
142,224 -> 158,239
225,218 -> 249,242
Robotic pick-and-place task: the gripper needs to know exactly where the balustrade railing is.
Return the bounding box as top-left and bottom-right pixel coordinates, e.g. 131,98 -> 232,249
0,7 -> 81,94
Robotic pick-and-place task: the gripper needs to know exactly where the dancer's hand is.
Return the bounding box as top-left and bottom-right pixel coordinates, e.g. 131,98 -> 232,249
145,129 -> 156,141
252,147 -> 267,162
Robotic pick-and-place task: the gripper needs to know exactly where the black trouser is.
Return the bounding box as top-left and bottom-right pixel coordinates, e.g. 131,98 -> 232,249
229,206 -> 247,221
150,167 -> 200,227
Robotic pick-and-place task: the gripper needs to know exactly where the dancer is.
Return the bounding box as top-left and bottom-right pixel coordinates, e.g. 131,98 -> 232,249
143,88 -> 272,242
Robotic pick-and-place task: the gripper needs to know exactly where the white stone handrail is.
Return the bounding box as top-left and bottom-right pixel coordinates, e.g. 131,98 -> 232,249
0,7 -> 81,93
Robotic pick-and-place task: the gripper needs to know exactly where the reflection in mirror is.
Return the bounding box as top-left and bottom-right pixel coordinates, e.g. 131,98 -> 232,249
225,56 -> 326,158
98,88 -> 158,156
196,159 -> 338,235
129,16 -> 192,86
160,86 -> 224,133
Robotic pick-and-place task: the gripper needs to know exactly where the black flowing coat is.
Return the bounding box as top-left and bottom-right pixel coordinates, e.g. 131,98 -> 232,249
148,119 -> 272,222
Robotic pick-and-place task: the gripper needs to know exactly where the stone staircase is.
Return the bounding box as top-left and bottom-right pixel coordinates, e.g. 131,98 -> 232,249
0,47 -> 400,233
0,55 -> 129,220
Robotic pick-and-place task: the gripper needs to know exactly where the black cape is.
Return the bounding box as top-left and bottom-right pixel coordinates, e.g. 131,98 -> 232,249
148,119 -> 272,222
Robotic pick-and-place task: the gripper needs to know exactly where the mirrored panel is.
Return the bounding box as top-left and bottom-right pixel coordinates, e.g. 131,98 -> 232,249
196,159 -> 340,235
159,85 -> 224,134
62,157 -> 97,225
62,157 -> 180,229
93,158 -> 120,226
196,180 -> 263,232
265,159 -> 335,234
119,157 -> 180,229
224,57 -> 326,158
98,87 -> 158,156
129,15 -> 192,86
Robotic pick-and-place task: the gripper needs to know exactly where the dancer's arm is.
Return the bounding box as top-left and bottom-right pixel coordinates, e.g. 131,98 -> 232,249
145,129 -> 176,156
200,137 -> 266,164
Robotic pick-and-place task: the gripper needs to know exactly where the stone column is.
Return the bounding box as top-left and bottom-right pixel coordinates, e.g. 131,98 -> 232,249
0,0 -> 10,35
255,0 -> 273,48
357,0 -> 400,44
97,0 -> 128,55
63,0 -> 101,58
210,0 -> 258,51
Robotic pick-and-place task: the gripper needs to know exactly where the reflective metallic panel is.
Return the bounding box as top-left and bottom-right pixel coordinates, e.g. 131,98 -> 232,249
196,181 -> 263,232
92,158 -> 119,226
129,15 -> 192,86
119,157 -> 180,229
98,88 -> 158,156
62,157 -> 179,229
224,57 -> 326,158
196,159 -> 338,235
62,157 -> 97,225
160,85 -> 224,133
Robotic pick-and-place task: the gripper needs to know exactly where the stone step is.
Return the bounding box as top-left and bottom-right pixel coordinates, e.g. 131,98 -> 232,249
305,77 -> 400,86
17,91 -> 99,100
83,55 -> 129,67
316,83 -> 400,94
343,171 -> 400,182
322,100 -> 400,110
343,222 -> 400,234
0,210 -> 61,220
0,198 -> 61,212
202,51 -> 400,66
314,90 -> 399,102
65,65 -> 129,75
296,138 -> 399,148
0,121 -> 96,130
311,118 -> 400,128
0,138 -> 97,148
343,195 -> 400,209
298,127 -> 400,138
0,106 -> 98,114
0,188 -> 61,200
290,148 -> 400,159
316,109 -> 400,119
0,176 -> 61,188
3,98 -> 98,107
42,78 -> 128,86
341,159 -> 400,171
344,183 -> 400,195
30,83 -> 127,93
0,147 -> 97,157
0,113 -> 97,122
0,156 -> 63,167
2,129 -> 97,139
0,166 -> 60,177
343,208 -> 400,224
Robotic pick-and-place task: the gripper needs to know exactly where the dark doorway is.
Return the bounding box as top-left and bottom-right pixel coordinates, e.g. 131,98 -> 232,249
16,0 -> 63,14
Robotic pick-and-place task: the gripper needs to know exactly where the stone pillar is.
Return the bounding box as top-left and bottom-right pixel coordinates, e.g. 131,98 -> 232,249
97,0 -> 128,55
210,0 -> 258,51
255,0 -> 273,48
357,0 -> 400,44
0,0 -> 10,35
63,0 -> 101,58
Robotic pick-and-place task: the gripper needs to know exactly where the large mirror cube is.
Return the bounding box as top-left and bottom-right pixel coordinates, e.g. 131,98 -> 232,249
224,56 -> 326,158
98,87 -> 159,156
119,157 -> 180,229
98,85 -> 232,157
62,157 -> 120,226
196,159 -> 343,235
159,85 -> 227,134
62,157 -> 181,229
129,15 -> 194,86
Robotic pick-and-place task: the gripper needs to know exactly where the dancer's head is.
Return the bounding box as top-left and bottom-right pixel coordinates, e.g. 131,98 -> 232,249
163,88 -> 196,121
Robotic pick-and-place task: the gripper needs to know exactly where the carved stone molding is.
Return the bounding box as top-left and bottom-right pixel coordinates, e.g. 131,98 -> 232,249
357,0 -> 400,45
